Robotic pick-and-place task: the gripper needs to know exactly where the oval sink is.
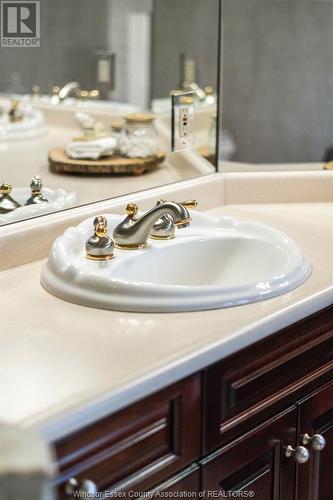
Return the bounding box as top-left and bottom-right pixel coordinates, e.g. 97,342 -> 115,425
41,211 -> 311,312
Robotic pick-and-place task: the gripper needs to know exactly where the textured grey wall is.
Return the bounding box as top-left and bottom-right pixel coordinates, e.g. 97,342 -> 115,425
151,0 -> 220,98
0,0 -> 109,94
222,0 -> 333,163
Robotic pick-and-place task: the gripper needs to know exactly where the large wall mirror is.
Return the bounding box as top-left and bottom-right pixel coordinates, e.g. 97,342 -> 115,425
0,0 -> 221,226
220,0 -> 333,170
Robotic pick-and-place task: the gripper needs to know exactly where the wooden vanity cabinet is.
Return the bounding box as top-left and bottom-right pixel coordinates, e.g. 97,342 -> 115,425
53,306 -> 333,499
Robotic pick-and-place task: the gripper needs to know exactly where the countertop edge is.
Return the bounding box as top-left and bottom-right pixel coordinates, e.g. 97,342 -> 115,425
32,286 -> 333,443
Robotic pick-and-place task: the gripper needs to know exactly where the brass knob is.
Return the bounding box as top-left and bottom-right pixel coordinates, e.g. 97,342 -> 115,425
65,477 -> 98,496
75,89 -> 100,100
0,183 -> 12,195
52,85 -> 60,96
285,445 -> 310,464
302,433 -> 326,451
31,84 -> 40,97
126,203 -> 138,218
94,215 -> 108,238
10,99 -> 19,110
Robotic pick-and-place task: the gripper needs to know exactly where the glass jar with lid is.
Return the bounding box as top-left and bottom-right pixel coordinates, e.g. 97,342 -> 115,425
119,113 -> 158,158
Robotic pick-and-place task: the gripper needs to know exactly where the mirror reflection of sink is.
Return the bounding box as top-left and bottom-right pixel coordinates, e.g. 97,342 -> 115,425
0,187 -> 78,225
41,211 -> 311,313
0,100 -> 47,140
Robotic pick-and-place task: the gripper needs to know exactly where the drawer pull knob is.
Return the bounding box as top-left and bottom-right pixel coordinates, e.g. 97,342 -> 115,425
285,445 -> 310,464
65,477 -> 98,496
302,433 -> 326,451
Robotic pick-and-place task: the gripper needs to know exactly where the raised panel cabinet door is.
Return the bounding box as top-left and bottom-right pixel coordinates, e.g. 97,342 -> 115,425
297,380 -> 333,500
201,407 -> 298,500
54,374 -> 201,498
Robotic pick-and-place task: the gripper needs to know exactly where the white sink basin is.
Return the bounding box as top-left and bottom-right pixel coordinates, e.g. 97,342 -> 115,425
41,211 -> 311,312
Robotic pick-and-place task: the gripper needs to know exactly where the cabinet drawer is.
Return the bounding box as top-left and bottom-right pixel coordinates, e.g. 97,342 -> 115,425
54,374 -> 201,498
203,306 -> 333,453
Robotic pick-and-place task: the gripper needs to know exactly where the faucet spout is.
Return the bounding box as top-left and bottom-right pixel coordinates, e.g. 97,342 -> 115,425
113,201 -> 191,249
58,81 -> 80,101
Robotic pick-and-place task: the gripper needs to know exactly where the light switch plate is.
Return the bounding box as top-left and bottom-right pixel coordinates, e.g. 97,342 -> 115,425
171,90 -> 195,152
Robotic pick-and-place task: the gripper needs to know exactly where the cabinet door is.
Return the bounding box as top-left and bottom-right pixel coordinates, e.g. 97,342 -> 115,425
54,375 -> 201,498
201,407 -> 297,500
297,380 -> 333,500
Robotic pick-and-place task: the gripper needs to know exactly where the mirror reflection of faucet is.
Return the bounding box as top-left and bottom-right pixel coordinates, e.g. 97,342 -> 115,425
0,98 -> 47,140
0,177 -> 78,224
0,183 -> 21,214
51,82 -> 100,103
8,99 -> 24,123
25,176 -> 49,205
0,176 -> 48,213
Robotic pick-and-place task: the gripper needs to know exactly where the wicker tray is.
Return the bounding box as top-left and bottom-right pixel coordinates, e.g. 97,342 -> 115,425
48,148 -> 166,176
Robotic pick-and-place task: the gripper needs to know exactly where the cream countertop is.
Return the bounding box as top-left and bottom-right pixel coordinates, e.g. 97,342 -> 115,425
1,202 -> 333,442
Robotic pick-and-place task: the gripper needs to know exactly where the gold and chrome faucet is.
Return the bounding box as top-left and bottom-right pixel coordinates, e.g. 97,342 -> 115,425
57,82 -> 100,102
113,201 -> 191,250
150,199 -> 198,240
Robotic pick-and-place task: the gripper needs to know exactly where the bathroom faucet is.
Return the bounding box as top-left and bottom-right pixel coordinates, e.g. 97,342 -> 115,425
58,82 -> 81,101
58,82 -> 100,102
113,201 -> 191,249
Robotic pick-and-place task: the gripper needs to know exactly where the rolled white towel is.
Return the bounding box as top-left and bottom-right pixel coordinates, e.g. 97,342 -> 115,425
65,136 -> 117,160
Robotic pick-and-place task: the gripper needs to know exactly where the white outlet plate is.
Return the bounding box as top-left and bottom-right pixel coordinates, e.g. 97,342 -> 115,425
171,91 -> 195,152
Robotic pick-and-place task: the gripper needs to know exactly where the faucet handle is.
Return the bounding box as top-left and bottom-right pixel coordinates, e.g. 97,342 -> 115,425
156,199 -> 198,210
126,203 -> 139,218
180,200 -> 198,209
86,216 -> 114,261
75,89 -> 100,100
9,99 -> 23,123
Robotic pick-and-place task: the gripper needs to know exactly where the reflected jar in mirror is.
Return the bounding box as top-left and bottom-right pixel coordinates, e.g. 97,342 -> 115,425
120,113 -> 158,159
